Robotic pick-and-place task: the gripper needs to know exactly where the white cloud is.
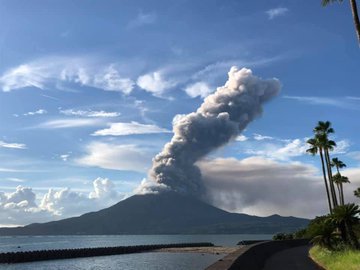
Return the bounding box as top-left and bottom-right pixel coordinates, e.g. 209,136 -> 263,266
333,139 -> 350,154
37,118 -> 105,129
127,11 -> 157,28
40,178 -> 123,217
76,142 -> 152,172
244,138 -> 308,160
92,121 -> 171,136
60,108 -> 121,118
235,134 -> 248,142
266,7 -> 289,20
60,154 -> 70,161
184,82 -> 213,98
0,57 -> 134,94
0,178 -> 125,226
199,157 -> 329,218
89,177 -> 118,199
93,66 -> 134,94
24,109 -> 47,116
0,64 -> 46,92
241,136 -> 350,161
0,140 -> 27,149
137,71 -> 176,95
253,133 -> 274,141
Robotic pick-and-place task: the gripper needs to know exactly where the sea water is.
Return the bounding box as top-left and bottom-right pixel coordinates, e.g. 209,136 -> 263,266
0,234 -> 272,270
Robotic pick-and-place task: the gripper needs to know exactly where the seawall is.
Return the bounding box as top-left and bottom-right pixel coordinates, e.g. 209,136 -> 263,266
206,239 -> 310,270
0,242 -> 214,264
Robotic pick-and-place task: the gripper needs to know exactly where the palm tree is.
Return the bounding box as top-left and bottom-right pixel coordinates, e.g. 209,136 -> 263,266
330,204 -> 360,249
307,137 -> 333,213
311,225 -> 339,250
333,173 -> 350,205
354,187 -> 360,198
331,158 -> 347,174
331,158 -> 349,205
322,0 -> 360,46
313,122 -> 338,208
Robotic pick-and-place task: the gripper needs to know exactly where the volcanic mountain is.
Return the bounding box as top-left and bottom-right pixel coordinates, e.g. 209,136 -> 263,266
0,191 -> 308,235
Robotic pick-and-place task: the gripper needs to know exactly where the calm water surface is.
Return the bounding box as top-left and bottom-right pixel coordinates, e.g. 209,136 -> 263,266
0,234 -> 272,270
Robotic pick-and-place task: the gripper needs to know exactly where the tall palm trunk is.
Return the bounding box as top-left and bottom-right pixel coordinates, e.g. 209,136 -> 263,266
349,0 -> 360,45
325,149 -> 338,207
335,165 -> 345,205
340,184 -> 345,205
319,149 -> 333,213
336,183 -> 342,205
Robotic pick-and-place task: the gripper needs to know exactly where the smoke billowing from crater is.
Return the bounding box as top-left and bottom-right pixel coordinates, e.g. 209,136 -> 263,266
145,67 -> 281,197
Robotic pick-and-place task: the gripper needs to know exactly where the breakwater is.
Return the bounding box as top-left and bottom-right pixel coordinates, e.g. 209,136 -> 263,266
0,242 -> 214,264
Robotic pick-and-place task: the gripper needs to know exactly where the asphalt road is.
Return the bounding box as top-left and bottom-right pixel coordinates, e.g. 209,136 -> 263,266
262,245 -> 321,270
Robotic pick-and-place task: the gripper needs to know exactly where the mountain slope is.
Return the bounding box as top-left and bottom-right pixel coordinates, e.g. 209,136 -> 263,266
0,192 -> 309,235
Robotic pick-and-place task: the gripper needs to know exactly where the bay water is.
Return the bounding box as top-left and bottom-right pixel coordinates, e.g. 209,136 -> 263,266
0,234 -> 272,270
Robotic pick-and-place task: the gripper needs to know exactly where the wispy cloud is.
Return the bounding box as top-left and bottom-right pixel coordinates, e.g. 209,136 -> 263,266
76,142 -> 153,172
36,118 -> 105,129
24,109 -> 47,116
6,177 -> 26,183
127,11 -> 157,29
191,55 -> 288,84
236,134 -> 350,161
346,96 -> 360,101
245,138 -> 308,161
0,57 -> 134,94
60,109 -> 121,118
283,95 -> 360,110
0,140 -> 27,149
92,121 -> 171,136
266,7 -> 289,20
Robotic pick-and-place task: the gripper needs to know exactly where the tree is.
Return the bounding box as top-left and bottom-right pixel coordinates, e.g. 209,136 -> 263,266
307,137 -> 333,213
333,173 -> 350,205
330,204 -> 360,249
313,121 -> 338,207
322,0 -> 360,46
331,158 -> 349,205
354,187 -> 360,198
331,157 -> 347,174
310,217 -> 339,249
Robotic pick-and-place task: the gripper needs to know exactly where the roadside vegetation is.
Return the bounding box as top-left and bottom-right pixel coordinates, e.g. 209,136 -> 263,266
309,245 -> 360,270
273,121 -> 360,269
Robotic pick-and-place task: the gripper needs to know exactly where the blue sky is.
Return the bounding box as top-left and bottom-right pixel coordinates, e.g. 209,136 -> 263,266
0,0 -> 359,225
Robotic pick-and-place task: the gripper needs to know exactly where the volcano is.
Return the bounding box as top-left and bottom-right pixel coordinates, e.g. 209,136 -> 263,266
0,192 -> 308,235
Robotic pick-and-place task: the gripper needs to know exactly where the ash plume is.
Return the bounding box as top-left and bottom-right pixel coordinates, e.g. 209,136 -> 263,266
146,67 -> 281,197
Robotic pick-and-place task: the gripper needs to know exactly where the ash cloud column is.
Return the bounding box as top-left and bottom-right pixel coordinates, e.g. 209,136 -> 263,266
147,67 -> 281,197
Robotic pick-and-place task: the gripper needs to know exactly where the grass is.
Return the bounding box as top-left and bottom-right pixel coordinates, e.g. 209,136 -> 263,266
309,245 -> 360,270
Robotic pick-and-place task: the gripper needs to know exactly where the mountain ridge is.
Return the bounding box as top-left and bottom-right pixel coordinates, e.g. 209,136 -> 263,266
0,191 -> 309,235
